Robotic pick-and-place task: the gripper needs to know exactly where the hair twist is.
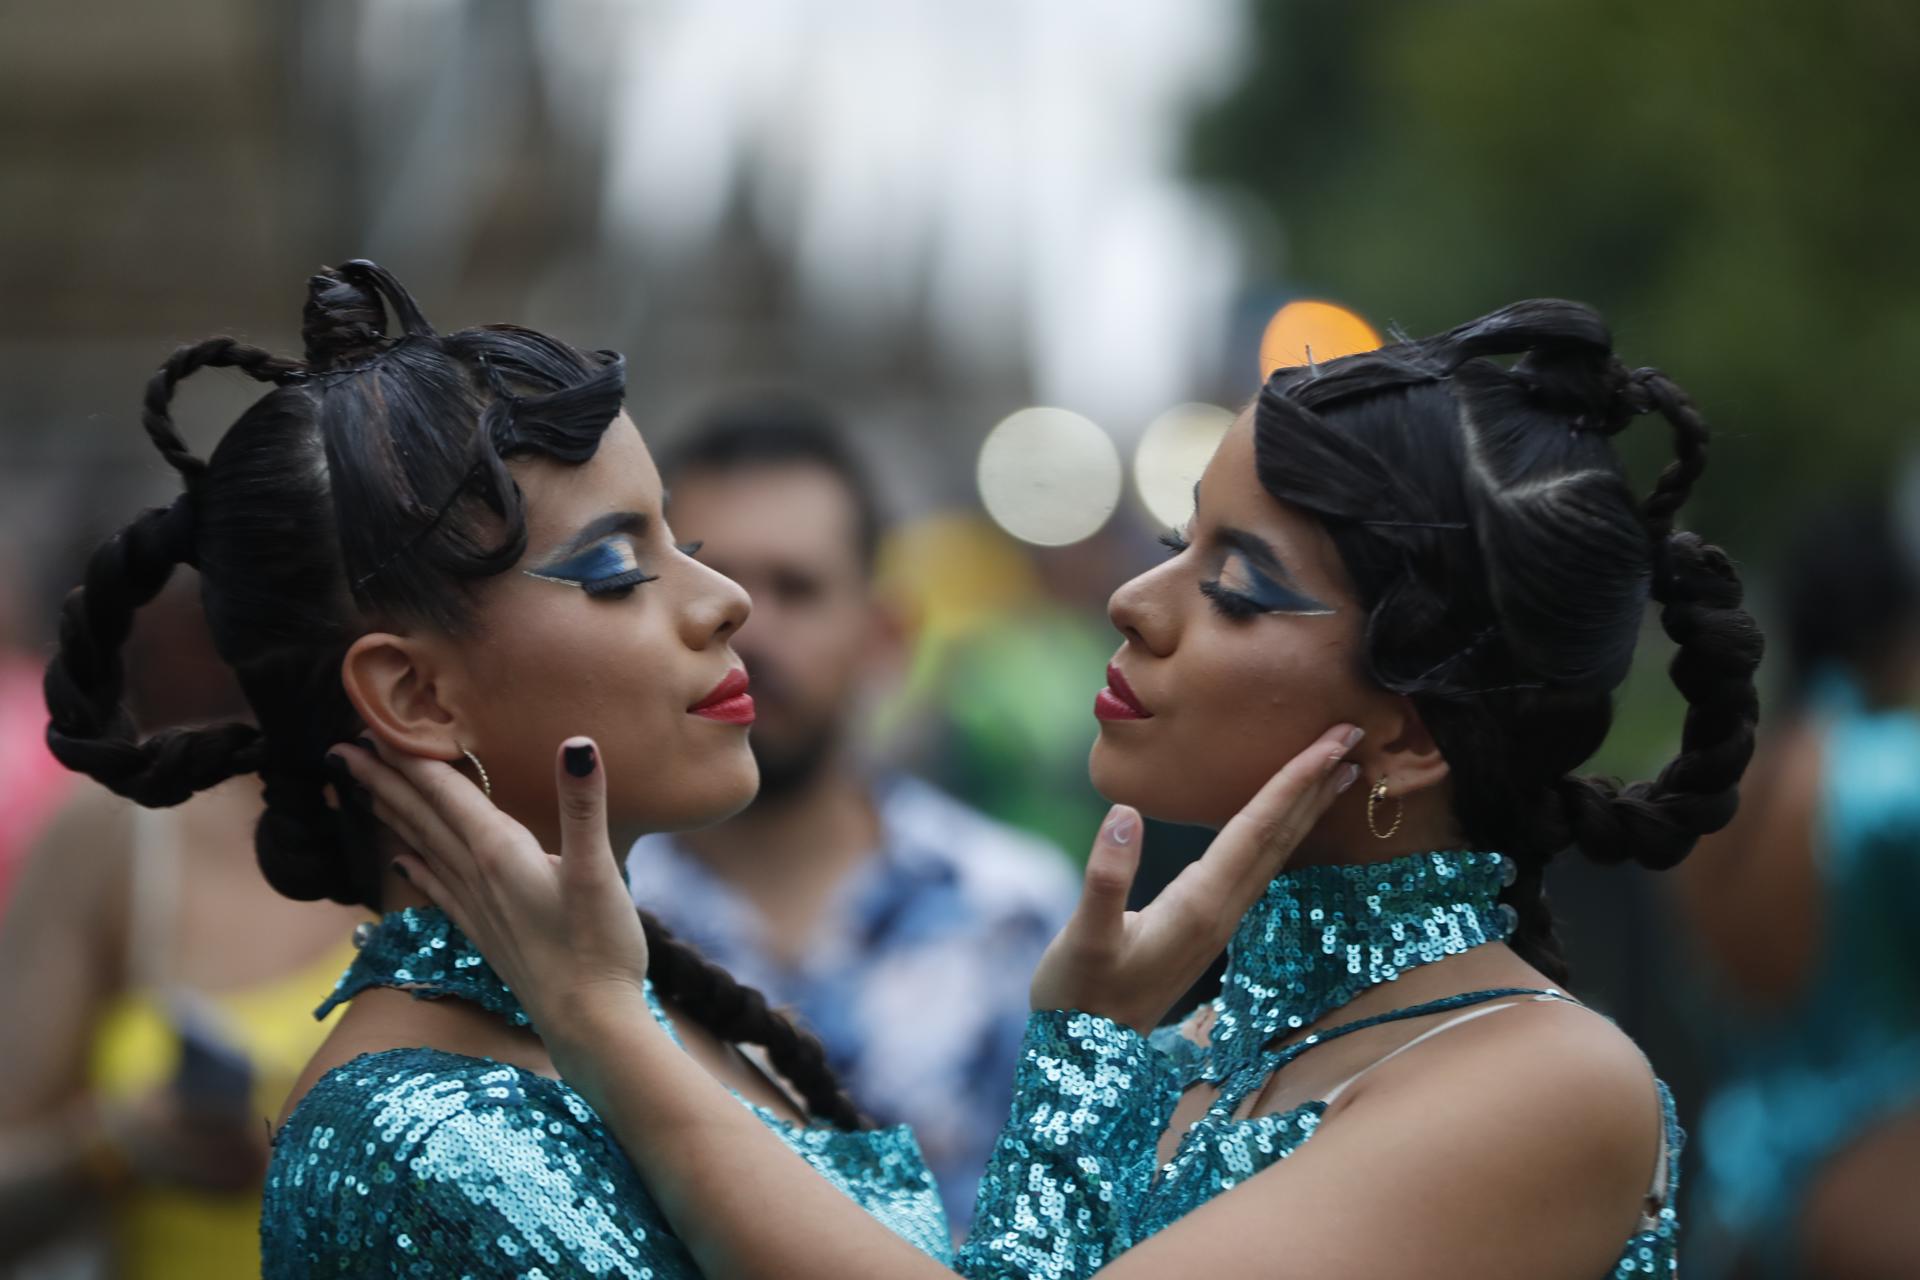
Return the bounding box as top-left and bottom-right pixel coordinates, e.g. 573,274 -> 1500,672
143,337 -> 305,481
43,499 -> 263,805
641,913 -> 866,1129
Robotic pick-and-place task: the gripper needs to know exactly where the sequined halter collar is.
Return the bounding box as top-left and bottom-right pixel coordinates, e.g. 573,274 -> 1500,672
317,906 -> 533,1028
1199,849 -> 1516,1082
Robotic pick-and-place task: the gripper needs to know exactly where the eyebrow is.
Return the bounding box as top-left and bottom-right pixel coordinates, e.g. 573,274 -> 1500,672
1214,525 -> 1306,585
1191,481 -> 1309,579
544,511 -> 648,562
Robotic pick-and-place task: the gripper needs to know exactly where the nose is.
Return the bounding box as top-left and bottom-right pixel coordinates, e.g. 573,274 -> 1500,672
684,558 -> 752,650
1107,560 -> 1176,658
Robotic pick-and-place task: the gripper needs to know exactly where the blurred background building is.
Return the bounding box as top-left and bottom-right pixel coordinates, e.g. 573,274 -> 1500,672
2,2 -> 1917,1276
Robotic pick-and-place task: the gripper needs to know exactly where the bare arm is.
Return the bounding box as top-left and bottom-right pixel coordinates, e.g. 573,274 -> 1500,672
336,726 -> 1365,1278
0,788 -> 269,1259
345,729 -> 1661,1277
0,789 -> 127,1256
550,996 -> 1660,1280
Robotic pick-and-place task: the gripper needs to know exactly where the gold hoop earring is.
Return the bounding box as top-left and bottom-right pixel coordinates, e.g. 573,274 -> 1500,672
459,745 -> 492,800
1366,776 -> 1403,840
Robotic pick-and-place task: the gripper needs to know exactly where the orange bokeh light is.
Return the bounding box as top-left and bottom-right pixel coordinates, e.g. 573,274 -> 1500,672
1259,299 -> 1382,378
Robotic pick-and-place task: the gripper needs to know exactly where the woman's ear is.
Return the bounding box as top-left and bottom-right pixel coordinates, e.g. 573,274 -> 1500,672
340,632 -> 462,759
1369,695 -> 1451,796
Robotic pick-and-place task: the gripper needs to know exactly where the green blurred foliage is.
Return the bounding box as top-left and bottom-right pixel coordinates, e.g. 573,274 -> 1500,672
1191,0 -> 1920,554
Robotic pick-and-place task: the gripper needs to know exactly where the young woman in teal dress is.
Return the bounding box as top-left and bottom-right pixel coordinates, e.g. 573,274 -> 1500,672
40,262 -> 952,1276
346,300 -> 1764,1278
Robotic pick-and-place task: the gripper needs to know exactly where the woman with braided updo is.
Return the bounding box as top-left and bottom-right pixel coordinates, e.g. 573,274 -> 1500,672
39,261 -> 953,1277
352,299 -> 1763,1279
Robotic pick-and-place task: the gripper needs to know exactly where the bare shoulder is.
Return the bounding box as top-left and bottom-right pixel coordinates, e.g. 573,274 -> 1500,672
1338,994 -> 1664,1202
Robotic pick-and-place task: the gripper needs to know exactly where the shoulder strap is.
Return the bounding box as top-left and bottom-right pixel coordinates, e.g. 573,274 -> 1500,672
1304,989 -> 1675,1230
1321,997 -> 1537,1106
1217,987 -> 1560,1115
1281,986 -> 1564,1061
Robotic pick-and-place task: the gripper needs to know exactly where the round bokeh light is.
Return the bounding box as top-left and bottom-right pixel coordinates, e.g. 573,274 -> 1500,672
1259,299 -> 1382,378
976,407 -> 1123,547
1133,402 -> 1233,529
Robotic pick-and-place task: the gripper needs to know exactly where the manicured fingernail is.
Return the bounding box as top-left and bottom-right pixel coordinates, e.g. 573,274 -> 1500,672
1335,763 -> 1361,793
1105,809 -> 1137,845
354,736 -> 376,753
323,754 -> 351,784
390,859 -> 410,882
1340,725 -> 1365,751
564,743 -> 597,778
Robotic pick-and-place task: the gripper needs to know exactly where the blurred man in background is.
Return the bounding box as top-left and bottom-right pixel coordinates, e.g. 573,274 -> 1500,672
626,398 -> 1078,1233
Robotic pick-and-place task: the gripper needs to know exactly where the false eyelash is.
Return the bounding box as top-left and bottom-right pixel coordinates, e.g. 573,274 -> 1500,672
583,567 -> 660,598
676,540 -> 705,558
1199,578 -> 1263,619
1158,530 -> 1190,556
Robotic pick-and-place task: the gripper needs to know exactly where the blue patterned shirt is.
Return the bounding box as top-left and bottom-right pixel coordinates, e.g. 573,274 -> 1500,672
625,775 -> 1078,1233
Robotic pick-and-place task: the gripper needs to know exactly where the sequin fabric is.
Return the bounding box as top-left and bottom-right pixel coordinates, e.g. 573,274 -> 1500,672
957,850 -> 1681,1278
1198,849 -> 1516,1083
263,907 -> 952,1277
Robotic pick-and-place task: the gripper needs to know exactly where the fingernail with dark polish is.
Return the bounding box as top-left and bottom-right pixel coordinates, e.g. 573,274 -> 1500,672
564,743 -> 597,778
323,754 -> 351,784
354,736 -> 376,753
390,860 -> 410,882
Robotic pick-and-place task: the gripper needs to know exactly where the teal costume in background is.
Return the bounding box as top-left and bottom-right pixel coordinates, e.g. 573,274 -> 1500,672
1696,673 -> 1920,1270
955,851 -> 1681,1279
261,908 -> 951,1277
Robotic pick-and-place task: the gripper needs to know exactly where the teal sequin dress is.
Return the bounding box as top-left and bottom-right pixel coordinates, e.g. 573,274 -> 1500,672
261,907 -> 951,1277
956,851 -> 1682,1278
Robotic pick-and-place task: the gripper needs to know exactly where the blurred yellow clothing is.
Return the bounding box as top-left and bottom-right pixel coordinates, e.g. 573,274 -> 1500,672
87,941 -> 356,1280
84,805 -> 359,1280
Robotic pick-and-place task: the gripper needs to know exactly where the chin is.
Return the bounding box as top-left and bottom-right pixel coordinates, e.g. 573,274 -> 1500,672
1089,734 -> 1234,829
633,744 -> 760,833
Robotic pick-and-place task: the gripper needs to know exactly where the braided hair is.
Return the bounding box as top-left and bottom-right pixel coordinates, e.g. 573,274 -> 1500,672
1255,300 -> 1763,983
43,260 -> 863,1128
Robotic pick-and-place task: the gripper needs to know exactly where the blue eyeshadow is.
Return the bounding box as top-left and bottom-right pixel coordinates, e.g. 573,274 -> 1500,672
1234,558 -> 1334,616
523,537 -> 654,592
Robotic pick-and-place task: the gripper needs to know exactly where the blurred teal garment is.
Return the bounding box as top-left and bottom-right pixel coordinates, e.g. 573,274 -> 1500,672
262,907 -> 951,1277
1695,672 -> 1920,1271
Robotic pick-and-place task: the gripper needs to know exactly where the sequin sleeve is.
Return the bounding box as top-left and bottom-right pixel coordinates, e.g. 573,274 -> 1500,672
953,1010 -> 1180,1279
262,1047 -> 699,1279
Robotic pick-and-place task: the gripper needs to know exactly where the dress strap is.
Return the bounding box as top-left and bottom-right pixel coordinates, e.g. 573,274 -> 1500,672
1321,999 -> 1529,1106
1214,987 -> 1564,1113
1278,986 -> 1567,1061
1286,988 -> 1676,1236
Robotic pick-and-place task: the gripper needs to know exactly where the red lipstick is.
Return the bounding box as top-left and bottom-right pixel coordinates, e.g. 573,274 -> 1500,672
689,668 -> 755,725
1095,663 -> 1153,721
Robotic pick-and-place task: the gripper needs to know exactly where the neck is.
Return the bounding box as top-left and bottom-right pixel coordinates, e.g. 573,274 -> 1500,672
677,765 -> 881,964
1202,848 -> 1515,1080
